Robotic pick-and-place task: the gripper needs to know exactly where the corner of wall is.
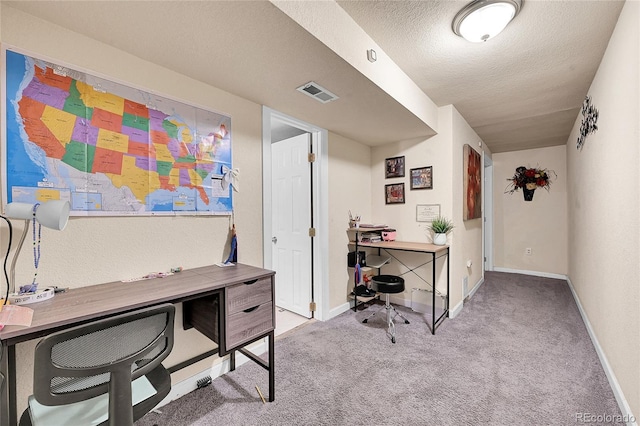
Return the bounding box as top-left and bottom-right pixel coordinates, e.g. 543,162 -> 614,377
449,106 -> 485,316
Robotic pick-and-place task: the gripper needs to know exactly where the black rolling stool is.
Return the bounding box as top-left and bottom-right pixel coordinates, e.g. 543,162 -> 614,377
362,275 -> 410,343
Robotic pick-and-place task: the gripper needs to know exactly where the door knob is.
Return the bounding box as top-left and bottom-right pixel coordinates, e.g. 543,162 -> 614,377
272,237 -> 277,243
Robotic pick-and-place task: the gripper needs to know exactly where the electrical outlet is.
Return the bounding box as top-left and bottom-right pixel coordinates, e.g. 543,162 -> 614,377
525,248 -> 532,255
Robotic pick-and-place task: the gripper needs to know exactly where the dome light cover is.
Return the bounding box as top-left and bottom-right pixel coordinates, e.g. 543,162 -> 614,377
453,0 -> 522,42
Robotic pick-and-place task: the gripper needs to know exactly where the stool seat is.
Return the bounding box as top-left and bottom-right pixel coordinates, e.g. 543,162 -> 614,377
371,275 -> 405,294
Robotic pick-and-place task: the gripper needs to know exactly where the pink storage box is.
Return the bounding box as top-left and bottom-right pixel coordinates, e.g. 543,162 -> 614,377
382,229 -> 396,241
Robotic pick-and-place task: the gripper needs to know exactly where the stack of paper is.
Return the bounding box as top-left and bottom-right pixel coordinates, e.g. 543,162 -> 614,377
0,304 -> 34,328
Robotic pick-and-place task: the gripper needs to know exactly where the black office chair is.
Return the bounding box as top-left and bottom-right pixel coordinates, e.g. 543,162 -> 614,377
20,304 -> 175,426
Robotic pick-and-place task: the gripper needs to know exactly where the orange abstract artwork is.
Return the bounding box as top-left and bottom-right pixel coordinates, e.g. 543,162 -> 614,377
463,144 -> 482,220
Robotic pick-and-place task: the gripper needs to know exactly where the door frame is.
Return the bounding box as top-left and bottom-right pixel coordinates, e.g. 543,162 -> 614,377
483,152 -> 494,272
262,106 -> 329,321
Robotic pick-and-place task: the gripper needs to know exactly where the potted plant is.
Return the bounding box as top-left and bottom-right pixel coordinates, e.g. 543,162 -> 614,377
429,216 -> 454,245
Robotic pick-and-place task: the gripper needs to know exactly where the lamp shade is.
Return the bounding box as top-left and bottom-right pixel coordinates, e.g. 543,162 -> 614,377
5,200 -> 71,230
453,0 -> 522,42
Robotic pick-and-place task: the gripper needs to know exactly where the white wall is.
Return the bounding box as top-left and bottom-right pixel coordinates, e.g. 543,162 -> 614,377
327,132 -> 372,310
451,107 -> 486,302
1,5 -> 265,410
368,106 -> 485,314
369,112 -> 450,305
493,145 -> 568,276
271,0 -> 439,131
567,0 -> 639,418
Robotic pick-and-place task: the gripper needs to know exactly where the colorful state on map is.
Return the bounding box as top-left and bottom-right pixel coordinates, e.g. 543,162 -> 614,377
4,50 -> 232,215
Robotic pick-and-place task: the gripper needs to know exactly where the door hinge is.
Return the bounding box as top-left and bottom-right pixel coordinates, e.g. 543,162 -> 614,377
309,302 -> 316,312
308,227 -> 316,237
308,153 -> 316,163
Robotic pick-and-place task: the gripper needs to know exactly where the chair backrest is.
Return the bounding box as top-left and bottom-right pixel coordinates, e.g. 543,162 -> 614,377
32,304 -> 175,423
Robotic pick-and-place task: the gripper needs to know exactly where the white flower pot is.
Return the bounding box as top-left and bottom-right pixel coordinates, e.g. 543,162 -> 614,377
433,233 -> 447,245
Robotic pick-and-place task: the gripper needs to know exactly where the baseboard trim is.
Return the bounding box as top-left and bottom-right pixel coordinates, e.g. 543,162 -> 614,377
329,302 -> 351,319
156,339 -> 268,410
468,276 -> 484,299
389,294 -> 411,308
493,267 -> 567,280
565,277 -> 637,426
449,300 -> 463,318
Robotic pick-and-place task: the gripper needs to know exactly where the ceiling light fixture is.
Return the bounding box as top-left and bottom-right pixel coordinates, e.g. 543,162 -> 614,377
452,0 -> 522,43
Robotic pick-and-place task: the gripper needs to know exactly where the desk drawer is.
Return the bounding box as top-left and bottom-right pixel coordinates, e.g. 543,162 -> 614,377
227,278 -> 273,314
226,302 -> 273,350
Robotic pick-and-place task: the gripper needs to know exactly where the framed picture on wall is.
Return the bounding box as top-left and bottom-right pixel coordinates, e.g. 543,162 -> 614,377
385,156 -> 405,178
463,144 -> 482,220
410,166 -> 433,190
385,183 -> 405,204
416,204 -> 440,222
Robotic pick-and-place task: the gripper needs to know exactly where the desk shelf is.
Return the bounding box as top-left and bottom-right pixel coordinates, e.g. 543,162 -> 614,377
347,228 -> 389,312
365,255 -> 391,269
348,293 -> 380,310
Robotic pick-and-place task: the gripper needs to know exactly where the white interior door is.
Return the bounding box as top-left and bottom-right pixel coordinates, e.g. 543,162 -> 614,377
271,133 -> 312,318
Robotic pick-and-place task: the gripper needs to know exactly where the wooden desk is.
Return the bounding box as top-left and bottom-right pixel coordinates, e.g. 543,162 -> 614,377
351,236 -> 450,334
0,263 -> 276,426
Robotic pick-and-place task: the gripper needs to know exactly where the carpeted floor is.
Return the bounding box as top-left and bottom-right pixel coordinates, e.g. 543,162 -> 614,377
136,271 -> 621,425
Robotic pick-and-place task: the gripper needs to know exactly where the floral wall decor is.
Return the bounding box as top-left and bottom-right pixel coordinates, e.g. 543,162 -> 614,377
577,96 -> 599,150
505,166 -> 556,201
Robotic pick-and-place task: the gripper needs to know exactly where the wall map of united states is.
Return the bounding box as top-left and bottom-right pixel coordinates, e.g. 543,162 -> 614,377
4,49 -> 233,215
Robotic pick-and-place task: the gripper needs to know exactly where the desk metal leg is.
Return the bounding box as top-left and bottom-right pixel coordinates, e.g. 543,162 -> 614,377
431,252 -> 436,335
8,345 -> 15,426
446,248 -> 450,318
0,343 -> 8,426
268,331 -> 275,402
0,344 -> 17,426
236,331 -> 275,402
229,351 -> 236,371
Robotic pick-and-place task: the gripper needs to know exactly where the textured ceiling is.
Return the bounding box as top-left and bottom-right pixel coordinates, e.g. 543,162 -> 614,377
338,0 -> 625,152
3,0 -> 625,153
2,1 -> 433,146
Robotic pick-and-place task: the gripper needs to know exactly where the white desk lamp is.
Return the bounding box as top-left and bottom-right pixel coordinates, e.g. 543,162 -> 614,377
3,200 -> 70,305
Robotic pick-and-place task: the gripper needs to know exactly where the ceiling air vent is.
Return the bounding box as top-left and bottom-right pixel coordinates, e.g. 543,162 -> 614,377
296,82 -> 339,104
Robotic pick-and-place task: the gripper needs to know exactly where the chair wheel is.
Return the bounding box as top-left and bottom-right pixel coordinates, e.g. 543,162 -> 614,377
362,319 -> 368,323
405,320 -> 410,324
392,337 -> 396,343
